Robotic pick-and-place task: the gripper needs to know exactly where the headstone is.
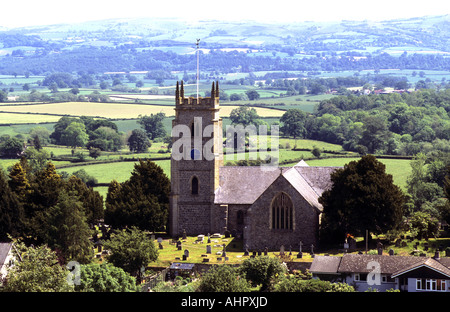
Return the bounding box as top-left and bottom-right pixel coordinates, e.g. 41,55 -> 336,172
157,237 -> 163,243
197,235 -> 204,243
310,244 -> 315,256
264,247 -> 268,256
389,249 -> 395,256
244,247 -> 249,256
159,243 -> 163,249
151,234 -> 155,241
377,248 -> 383,255
182,229 -> 187,240
257,250 -> 262,256
203,258 -> 210,263
348,238 -> 356,250
177,241 -> 182,251
224,230 -> 230,238
184,249 -> 189,258
289,245 -> 292,256
280,245 -> 285,256
207,233 -> 211,244
298,241 -> 303,258
206,245 -> 212,254
222,244 -> 227,257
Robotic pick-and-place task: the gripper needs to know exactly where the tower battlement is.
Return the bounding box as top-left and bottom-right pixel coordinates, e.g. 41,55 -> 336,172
175,81 -> 219,107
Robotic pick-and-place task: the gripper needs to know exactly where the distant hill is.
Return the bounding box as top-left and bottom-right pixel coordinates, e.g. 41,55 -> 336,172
0,15 -> 448,75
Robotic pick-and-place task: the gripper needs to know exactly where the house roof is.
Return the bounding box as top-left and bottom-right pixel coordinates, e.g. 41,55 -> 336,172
214,162 -> 338,207
309,255 -> 342,274
311,254 -> 450,277
338,254 -> 427,274
0,242 -> 12,266
392,257 -> 450,278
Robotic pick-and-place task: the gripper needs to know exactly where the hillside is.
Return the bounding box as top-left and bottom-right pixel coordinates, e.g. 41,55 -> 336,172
0,15 -> 448,75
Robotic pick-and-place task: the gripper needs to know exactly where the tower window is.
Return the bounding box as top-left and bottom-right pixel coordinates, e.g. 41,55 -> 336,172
191,177 -> 199,195
271,192 -> 293,230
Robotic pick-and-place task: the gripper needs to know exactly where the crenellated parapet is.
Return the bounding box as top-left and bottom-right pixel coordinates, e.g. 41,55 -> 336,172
175,80 -> 219,107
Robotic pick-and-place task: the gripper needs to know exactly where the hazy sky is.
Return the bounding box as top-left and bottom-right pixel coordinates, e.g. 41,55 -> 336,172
1,0 -> 448,28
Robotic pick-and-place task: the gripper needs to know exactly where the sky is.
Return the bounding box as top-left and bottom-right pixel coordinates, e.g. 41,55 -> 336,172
1,0 -> 448,28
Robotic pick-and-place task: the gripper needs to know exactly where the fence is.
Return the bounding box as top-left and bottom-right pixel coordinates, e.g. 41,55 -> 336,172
141,267 -> 169,292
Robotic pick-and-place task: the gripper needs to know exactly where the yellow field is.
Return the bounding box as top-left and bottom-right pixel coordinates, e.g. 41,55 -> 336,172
0,112 -> 63,123
0,102 -> 286,119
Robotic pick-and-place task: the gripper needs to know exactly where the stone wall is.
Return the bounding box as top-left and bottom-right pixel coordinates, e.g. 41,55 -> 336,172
244,174 -> 320,251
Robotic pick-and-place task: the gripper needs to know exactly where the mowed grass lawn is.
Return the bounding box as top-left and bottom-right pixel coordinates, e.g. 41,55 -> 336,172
305,157 -> 411,190
0,102 -> 286,119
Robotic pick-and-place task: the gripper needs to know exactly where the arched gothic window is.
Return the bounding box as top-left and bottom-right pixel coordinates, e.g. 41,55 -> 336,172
271,192 -> 293,230
191,176 -> 199,195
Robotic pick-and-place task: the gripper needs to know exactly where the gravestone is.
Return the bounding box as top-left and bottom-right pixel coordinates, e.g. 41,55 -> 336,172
389,249 -> 395,256
348,238 -> 356,250
182,229 -> 187,240
289,245 -> 292,256
206,245 -> 212,254
264,247 -> 268,256
280,245 -> 285,256
151,234 -> 155,241
184,249 -> 189,259
257,250 -> 262,256
207,233 -> 211,244
159,243 -> 163,249
297,241 -> 303,258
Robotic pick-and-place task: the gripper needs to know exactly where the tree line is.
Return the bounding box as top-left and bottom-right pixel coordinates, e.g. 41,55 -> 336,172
1,45 -> 450,76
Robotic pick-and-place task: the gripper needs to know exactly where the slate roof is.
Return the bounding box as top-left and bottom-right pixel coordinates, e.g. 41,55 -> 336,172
392,257 -> 450,278
309,255 -> 342,274
214,161 -> 339,208
311,254 -> 450,277
338,254 -> 428,274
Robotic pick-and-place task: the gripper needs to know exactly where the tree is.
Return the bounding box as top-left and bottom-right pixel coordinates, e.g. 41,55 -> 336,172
138,112 -> 167,140
229,106 -> 261,127
0,169 -> 24,240
60,121 -> 89,148
409,211 -> 440,239
105,160 -> 170,232
280,109 -> 307,139
0,137 -> 24,158
127,129 -> 151,152
319,155 -> 406,244
66,175 -> 104,225
24,147 -> 50,172
407,153 -> 443,213
239,256 -> 286,291
3,239 -> 74,292
103,227 -> 158,282
43,191 -> 94,264
245,90 -> 260,100
75,263 -> 138,292
359,116 -> 390,153
87,126 -> 122,152
198,265 -> 251,292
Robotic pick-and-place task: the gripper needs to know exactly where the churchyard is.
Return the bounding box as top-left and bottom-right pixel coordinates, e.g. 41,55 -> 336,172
115,232 -> 450,268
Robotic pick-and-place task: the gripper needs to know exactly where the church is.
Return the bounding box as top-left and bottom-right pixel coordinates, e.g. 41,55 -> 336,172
169,81 -> 339,251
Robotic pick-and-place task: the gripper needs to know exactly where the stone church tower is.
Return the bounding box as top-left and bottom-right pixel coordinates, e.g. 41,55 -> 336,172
169,81 -> 223,236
